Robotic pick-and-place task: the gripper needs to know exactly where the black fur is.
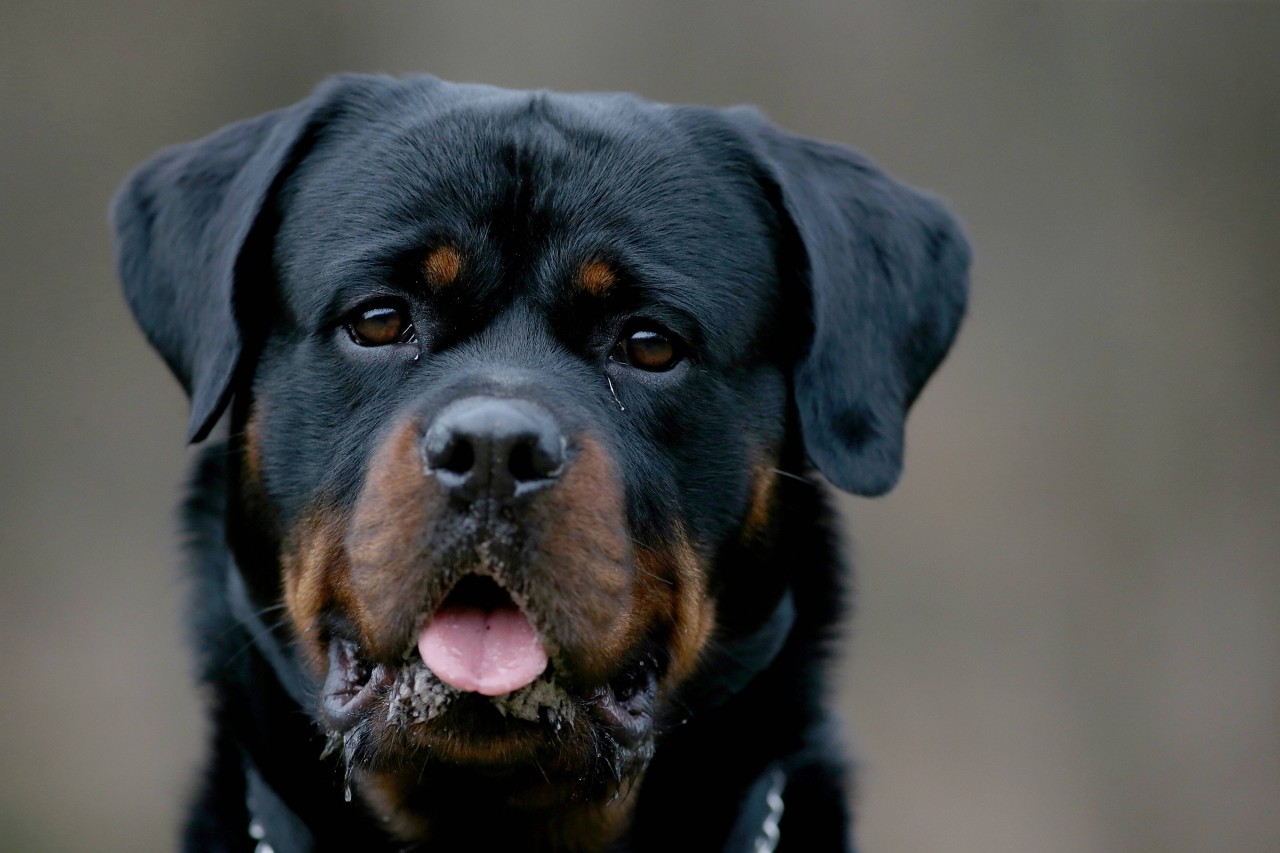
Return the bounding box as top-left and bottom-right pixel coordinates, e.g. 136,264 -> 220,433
114,74 -> 968,852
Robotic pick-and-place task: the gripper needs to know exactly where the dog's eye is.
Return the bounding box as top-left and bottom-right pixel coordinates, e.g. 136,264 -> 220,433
347,303 -> 415,347
611,325 -> 682,372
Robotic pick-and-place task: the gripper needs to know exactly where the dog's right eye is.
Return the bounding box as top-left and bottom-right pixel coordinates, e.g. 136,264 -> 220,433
346,303 -> 416,347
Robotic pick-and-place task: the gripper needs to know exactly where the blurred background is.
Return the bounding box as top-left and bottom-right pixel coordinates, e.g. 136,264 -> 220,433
2,2 -> 1277,851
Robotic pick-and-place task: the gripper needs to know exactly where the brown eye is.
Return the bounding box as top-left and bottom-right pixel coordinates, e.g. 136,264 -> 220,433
612,326 -> 681,371
347,304 -> 414,347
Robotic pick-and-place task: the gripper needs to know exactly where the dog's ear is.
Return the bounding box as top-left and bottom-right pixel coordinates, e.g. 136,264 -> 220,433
724,109 -> 970,496
111,75 -> 390,442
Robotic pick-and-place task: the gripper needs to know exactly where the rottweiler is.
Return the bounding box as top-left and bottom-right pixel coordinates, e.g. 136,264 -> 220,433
113,74 -> 968,852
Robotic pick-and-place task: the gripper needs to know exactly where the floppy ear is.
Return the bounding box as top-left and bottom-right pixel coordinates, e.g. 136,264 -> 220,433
111,75 -> 387,442
726,110 -> 970,496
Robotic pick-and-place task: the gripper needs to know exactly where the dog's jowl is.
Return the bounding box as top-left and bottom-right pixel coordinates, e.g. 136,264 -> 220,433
114,74 -> 968,852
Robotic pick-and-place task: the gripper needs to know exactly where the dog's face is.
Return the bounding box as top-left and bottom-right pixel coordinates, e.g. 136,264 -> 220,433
248,91 -> 792,803
115,75 -> 967,841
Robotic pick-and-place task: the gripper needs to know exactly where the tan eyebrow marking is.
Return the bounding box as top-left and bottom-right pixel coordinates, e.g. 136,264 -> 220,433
422,246 -> 463,288
576,259 -> 616,296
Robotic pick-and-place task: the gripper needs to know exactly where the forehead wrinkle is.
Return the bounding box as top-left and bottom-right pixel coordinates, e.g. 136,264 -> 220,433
285,97 -> 775,346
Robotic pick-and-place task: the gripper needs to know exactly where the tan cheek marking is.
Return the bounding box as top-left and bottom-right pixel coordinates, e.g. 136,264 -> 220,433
741,465 -> 778,543
635,530 -> 716,687
280,506 -> 355,671
243,405 -> 264,485
423,245 -> 463,288
347,418 -> 431,574
237,402 -> 281,538
530,434 -> 633,677
344,416 -> 455,659
576,259 -> 616,296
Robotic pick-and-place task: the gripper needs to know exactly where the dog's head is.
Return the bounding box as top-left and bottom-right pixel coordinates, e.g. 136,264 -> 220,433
114,75 -> 966,840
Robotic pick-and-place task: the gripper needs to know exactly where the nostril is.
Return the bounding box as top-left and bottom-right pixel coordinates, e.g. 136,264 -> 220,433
508,442 -> 538,483
509,435 -> 564,484
433,437 -> 475,476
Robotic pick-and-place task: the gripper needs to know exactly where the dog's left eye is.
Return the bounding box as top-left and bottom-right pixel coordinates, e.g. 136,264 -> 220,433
611,324 -> 683,372
347,303 -> 416,347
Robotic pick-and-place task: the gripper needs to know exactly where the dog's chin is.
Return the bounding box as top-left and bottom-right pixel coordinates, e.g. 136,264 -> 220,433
318,633 -> 661,777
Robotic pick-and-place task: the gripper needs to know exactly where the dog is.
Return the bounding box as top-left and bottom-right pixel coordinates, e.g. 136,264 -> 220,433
113,74 -> 968,852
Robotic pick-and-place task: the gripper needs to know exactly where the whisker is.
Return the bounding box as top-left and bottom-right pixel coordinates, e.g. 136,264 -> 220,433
632,565 -> 674,586
771,467 -> 814,485
253,602 -> 289,619
222,614 -> 294,667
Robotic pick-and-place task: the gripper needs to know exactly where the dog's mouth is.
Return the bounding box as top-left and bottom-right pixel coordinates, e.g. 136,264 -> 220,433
414,574 -> 549,697
319,574 -> 659,754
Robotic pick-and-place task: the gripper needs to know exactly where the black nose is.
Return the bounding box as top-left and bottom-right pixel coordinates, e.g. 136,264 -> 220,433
422,397 -> 566,502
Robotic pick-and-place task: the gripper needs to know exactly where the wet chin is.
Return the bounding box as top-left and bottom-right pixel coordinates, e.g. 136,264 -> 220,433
321,634 -> 660,782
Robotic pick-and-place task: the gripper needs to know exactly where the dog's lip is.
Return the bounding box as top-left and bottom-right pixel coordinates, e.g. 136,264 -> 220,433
318,575 -> 668,739
591,655 -> 659,744
321,637 -> 392,730
319,574 -> 547,733
319,625 -> 664,746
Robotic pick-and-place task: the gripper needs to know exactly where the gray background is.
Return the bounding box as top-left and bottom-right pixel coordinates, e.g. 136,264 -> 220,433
2,2 -> 1277,851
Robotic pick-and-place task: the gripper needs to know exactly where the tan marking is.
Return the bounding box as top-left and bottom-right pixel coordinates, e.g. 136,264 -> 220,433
634,527 -> 716,687
422,245 -> 462,288
243,405 -> 264,486
526,433 -> 632,679
576,259 -> 616,296
236,402 -> 282,541
344,417 -> 456,658
280,504 -> 355,671
740,464 -> 778,543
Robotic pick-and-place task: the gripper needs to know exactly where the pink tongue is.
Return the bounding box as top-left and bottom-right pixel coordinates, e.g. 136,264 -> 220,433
417,605 -> 548,696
